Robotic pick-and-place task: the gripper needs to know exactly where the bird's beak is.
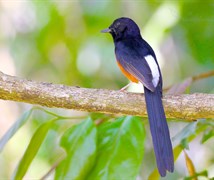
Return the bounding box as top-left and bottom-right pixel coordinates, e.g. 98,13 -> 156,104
101,28 -> 111,33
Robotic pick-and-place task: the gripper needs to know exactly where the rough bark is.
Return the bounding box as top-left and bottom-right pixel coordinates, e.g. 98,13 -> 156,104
0,71 -> 213,119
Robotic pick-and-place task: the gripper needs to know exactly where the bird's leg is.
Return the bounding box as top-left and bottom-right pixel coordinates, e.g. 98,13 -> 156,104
120,82 -> 132,91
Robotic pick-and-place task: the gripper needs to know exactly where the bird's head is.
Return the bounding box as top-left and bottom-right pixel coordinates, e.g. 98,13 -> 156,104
101,17 -> 141,42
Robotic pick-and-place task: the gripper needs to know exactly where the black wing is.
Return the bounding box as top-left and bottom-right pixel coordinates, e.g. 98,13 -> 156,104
115,42 -> 155,92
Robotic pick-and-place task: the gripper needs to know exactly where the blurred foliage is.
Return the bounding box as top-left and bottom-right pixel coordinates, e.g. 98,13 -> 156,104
55,117 -> 97,180
0,0 -> 214,179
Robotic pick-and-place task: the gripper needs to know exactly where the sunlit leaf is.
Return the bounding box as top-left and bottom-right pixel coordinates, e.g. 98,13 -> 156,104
13,119 -> 56,180
0,108 -> 33,152
55,117 -> 97,180
184,151 -> 196,178
88,116 -> 145,180
173,145 -> 183,161
148,169 -> 159,180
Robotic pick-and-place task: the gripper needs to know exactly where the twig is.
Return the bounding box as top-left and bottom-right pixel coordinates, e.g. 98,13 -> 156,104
40,153 -> 66,180
164,70 -> 214,92
192,70 -> 214,81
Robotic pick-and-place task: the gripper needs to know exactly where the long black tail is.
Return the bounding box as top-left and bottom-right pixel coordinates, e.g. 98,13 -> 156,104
144,87 -> 174,177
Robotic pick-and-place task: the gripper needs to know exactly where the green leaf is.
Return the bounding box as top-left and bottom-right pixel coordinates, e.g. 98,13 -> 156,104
13,119 -> 56,180
201,129 -> 214,144
90,113 -> 108,121
181,138 -> 189,149
88,116 -> 145,180
149,119 -> 212,178
55,117 -> 97,180
172,121 -> 198,144
184,170 -> 208,180
0,108 -> 33,152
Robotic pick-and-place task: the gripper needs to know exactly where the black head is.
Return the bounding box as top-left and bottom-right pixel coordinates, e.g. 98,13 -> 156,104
101,17 -> 141,42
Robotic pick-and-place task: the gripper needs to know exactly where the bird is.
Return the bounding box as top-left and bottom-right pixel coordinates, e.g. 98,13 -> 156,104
101,17 -> 174,177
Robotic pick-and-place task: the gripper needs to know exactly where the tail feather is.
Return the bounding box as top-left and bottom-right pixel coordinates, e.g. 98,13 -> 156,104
144,87 -> 174,177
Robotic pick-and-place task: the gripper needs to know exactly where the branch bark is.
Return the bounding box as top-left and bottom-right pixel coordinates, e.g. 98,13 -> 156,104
0,71 -> 213,119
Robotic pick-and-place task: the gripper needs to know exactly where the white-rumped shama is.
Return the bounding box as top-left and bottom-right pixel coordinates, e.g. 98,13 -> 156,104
101,17 -> 174,177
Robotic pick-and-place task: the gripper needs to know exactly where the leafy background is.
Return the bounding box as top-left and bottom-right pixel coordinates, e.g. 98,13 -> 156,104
0,0 -> 213,179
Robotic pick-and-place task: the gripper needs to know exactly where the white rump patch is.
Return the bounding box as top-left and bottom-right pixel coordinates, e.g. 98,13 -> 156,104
145,55 -> 160,87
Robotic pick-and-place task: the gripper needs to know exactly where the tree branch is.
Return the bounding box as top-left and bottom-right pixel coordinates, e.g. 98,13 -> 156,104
0,71 -> 213,119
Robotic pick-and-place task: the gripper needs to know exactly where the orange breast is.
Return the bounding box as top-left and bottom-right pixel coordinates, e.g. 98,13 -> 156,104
117,61 -> 139,83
